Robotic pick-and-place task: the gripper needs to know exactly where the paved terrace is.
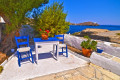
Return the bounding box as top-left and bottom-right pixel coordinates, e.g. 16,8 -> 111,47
30,63 -> 120,80
0,44 -> 88,80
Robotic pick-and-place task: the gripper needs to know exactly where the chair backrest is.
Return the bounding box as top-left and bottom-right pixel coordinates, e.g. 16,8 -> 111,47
15,36 -> 29,48
55,34 -> 64,43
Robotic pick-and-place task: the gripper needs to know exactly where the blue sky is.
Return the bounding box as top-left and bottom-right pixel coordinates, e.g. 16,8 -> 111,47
47,0 -> 120,25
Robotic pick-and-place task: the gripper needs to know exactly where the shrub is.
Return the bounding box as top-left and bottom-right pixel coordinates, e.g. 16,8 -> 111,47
81,36 -> 97,50
32,2 -> 70,37
0,66 -> 3,73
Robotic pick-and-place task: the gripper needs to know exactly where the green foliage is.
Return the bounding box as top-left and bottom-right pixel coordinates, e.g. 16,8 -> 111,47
0,66 -> 3,73
32,2 -> 70,37
81,36 -> 97,50
0,0 -> 49,34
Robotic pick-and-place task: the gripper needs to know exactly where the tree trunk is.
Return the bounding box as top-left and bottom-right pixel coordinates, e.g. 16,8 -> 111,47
0,13 -> 16,54
0,13 -> 21,55
0,31 -> 18,54
0,27 -> 1,42
0,13 -> 11,25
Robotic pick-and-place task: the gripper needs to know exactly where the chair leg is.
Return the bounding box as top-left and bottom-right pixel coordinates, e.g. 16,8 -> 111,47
53,44 -> 56,56
17,51 -> 21,67
66,45 -> 68,57
62,47 -> 64,55
19,53 -> 22,61
28,51 -> 30,59
55,45 -> 57,56
30,49 -> 34,63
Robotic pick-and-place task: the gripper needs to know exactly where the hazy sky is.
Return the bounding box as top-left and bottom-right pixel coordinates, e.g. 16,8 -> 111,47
47,0 -> 120,25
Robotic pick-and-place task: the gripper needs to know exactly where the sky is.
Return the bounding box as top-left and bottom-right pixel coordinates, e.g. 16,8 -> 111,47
47,0 -> 120,25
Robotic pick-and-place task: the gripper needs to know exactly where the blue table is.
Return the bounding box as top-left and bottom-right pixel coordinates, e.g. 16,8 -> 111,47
34,37 -> 60,63
34,37 -> 60,42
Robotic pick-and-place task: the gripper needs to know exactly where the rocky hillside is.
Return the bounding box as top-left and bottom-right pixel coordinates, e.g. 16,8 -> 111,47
70,23 -> 76,25
75,28 -> 120,43
77,22 -> 99,26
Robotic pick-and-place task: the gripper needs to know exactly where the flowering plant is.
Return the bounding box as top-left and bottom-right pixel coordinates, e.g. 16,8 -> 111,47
39,29 -> 50,40
39,29 -> 50,34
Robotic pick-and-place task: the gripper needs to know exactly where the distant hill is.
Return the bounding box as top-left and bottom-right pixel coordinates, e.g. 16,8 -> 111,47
70,22 -> 99,26
70,23 -> 76,25
77,22 -> 99,26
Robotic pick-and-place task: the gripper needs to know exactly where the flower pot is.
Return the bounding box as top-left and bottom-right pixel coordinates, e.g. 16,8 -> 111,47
82,48 -> 92,57
41,33 -> 48,40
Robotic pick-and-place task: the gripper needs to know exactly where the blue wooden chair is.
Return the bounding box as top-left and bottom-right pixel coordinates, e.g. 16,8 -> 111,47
54,34 -> 68,57
15,36 -> 34,67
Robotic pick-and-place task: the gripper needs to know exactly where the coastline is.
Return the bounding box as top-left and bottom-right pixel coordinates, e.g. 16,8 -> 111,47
67,25 -> 120,34
70,28 -> 120,44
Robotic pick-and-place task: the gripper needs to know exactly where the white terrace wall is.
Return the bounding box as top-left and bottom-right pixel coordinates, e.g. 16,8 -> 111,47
64,34 -> 120,58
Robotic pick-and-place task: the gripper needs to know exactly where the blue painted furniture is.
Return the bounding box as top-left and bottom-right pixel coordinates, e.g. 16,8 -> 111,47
97,48 -> 103,53
34,37 -> 60,42
34,37 -> 60,63
15,36 -> 34,67
54,34 -> 68,57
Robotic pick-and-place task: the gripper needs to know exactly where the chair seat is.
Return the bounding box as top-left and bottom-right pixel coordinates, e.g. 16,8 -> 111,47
59,44 -> 66,47
17,47 -> 30,52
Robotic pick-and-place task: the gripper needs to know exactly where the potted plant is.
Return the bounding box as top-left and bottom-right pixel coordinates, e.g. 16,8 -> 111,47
39,29 -> 50,40
81,36 -> 97,57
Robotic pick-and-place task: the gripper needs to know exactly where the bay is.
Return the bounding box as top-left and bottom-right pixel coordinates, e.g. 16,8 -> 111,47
67,25 -> 120,34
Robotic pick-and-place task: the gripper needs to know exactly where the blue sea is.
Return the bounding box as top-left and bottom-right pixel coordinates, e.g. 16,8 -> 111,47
67,25 -> 120,34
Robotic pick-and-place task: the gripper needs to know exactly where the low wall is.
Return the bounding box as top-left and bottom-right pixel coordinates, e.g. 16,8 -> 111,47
64,34 -> 120,76
64,34 -> 120,58
90,52 -> 120,76
64,34 -> 84,50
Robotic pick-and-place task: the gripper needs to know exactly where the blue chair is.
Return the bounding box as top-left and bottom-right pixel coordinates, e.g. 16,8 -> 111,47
54,34 -> 68,57
15,36 -> 34,67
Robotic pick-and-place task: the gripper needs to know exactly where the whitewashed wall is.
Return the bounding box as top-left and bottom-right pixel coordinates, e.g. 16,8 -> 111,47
90,52 -> 120,76
64,34 -> 120,58
64,34 -> 86,50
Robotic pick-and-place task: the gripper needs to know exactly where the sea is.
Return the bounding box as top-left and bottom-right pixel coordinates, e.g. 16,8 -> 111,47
67,25 -> 120,34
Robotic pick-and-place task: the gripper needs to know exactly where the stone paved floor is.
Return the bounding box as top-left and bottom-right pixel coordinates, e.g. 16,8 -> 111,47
30,63 -> 120,80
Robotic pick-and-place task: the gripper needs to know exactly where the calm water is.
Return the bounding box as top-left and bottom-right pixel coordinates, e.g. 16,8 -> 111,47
67,25 -> 120,34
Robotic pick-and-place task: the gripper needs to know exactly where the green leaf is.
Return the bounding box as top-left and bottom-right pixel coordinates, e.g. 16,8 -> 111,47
0,0 -> 49,34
